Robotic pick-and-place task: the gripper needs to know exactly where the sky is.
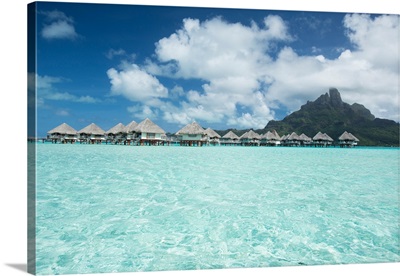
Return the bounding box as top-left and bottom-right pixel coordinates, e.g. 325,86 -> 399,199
29,1 -> 400,137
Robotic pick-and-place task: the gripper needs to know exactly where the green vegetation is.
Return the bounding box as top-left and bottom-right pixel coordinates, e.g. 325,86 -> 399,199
215,88 -> 399,146
264,89 -> 399,146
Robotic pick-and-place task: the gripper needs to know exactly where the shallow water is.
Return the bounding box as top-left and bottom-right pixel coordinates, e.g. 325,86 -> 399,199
34,144 -> 400,274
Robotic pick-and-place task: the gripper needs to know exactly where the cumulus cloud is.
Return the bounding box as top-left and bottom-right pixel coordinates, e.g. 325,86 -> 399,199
127,15 -> 291,128
107,63 -> 168,103
148,15 -> 292,128
127,104 -> 159,120
343,14 -> 399,72
107,13 -> 399,129
40,10 -> 79,40
265,14 -> 399,121
153,16 -> 290,80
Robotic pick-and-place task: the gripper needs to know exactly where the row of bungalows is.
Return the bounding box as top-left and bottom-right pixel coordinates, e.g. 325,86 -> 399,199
46,120 -> 360,147
230,130 -> 357,147
47,118 -> 167,145
218,129 -> 281,146
279,131 -> 360,147
279,132 -> 331,147
175,123 -> 284,147
280,132 -> 333,147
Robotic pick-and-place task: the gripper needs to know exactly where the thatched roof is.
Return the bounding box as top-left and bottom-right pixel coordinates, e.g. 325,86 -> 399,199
299,133 -> 312,141
134,118 -> 165,134
313,131 -> 333,141
313,132 -> 325,141
280,134 -> 289,141
48,123 -> 77,135
204,127 -> 221,138
106,123 -> 126,134
287,132 -> 300,141
322,133 -> 334,142
78,123 -> 105,135
262,130 -> 281,140
222,130 -> 239,139
240,130 -> 261,140
348,132 -> 359,142
339,131 -> 351,140
176,121 -> 205,135
271,130 -> 281,140
125,120 -> 138,133
261,131 -> 270,139
339,131 -> 358,141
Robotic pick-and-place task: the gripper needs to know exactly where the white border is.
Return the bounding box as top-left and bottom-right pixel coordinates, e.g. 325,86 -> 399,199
0,1 -> 398,276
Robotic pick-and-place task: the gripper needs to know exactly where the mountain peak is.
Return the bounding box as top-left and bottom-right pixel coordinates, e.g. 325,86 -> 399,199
329,87 -> 343,107
264,88 -> 399,146
314,88 -> 343,107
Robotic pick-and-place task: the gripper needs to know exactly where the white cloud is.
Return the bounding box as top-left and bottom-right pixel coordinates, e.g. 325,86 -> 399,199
107,63 -> 168,103
264,14 -> 399,121
108,13 -> 399,128
42,21 -> 78,40
146,16 -> 292,128
170,85 -> 185,98
343,14 -> 399,72
263,15 -> 292,41
227,92 -> 275,129
154,16 -> 290,80
163,111 -> 191,126
127,104 -> 159,120
40,10 -> 79,40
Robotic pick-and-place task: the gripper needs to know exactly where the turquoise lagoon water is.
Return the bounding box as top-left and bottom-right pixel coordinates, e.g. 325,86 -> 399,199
35,144 -> 400,275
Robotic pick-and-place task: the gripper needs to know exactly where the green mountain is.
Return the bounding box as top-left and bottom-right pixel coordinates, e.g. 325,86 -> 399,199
264,88 -> 399,146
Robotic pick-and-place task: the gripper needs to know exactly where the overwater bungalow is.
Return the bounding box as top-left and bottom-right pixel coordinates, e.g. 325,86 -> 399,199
133,118 -> 166,146
260,130 -> 281,146
240,130 -> 261,146
47,123 -> 78,144
204,127 -> 221,146
124,120 -> 138,145
105,123 -> 126,144
283,132 -> 301,147
220,130 -> 240,146
299,133 -> 312,146
280,134 -> 289,145
312,132 -> 333,147
78,123 -> 106,144
323,133 -> 334,145
348,133 -> 359,143
175,121 -> 206,146
338,131 -> 359,147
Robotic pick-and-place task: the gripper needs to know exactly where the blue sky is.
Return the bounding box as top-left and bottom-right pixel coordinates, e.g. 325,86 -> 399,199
30,2 -> 399,137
